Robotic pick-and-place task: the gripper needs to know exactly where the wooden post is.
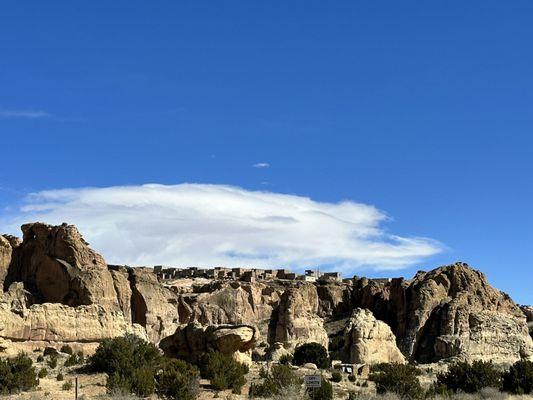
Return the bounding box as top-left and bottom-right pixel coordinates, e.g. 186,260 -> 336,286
75,377 -> 78,400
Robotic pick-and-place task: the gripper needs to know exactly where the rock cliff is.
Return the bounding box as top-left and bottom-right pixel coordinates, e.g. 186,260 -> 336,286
521,306 -> 533,338
351,263 -> 532,364
0,223 -> 531,367
4,223 -> 119,310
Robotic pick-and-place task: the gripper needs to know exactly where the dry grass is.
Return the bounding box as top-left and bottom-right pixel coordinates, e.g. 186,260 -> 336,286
354,388 -> 533,400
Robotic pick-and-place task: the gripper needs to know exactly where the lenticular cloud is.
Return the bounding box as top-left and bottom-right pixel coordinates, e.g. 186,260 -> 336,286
2,184 -> 441,272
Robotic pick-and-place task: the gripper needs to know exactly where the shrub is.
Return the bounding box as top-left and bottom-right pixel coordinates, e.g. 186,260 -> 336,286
62,380 -> 73,391
43,347 -> 58,357
502,360 -> 533,394
308,379 -> 333,400
202,352 -> 248,394
369,363 -> 423,399
88,334 -> 162,397
60,345 -> 73,355
279,354 -> 293,365
155,358 -> 199,400
436,360 -> 501,393
64,353 -> 83,367
56,372 -> 64,381
38,368 -> 48,378
36,355 -> 44,363
330,370 -> 342,382
108,367 -> 155,397
348,374 -> 356,382
249,364 -> 302,397
347,393 -> 358,400
0,353 -> 39,394
47,355 -> 58,369
293,343 -> 330,369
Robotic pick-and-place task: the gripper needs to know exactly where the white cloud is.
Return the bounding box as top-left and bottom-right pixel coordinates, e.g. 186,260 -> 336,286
0,109 -> 50,119
1,184 -> 442,274
253,162 -> 270,168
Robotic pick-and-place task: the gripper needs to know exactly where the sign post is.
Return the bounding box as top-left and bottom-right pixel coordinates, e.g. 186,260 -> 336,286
304,374 -> 321,397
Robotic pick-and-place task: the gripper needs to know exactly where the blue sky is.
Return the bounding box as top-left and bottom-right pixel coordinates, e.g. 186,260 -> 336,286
0,2 -> 532,304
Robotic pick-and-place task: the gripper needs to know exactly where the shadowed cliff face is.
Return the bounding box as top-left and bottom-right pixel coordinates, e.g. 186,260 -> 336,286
0,222 -> 531,366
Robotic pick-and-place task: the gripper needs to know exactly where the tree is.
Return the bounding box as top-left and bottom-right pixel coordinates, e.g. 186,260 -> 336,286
369,363 -> 423,399
436,360 -> 501,393
0,353 -> 39,394
293,343 -> 330,369
250,364 -> 302,397
330,370 -> 342,382
88,334 -> 162,396
202,352 -> 248,394
502,360 -> 533,394
156,358 -> 199,400
308,379 -> 333,400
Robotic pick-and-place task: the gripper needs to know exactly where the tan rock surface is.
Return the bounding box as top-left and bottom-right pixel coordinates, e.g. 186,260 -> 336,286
109,266 -> 132,323
160,322 -> 258,364
0,288 -> 145,343
5,223 -> 119,310
129,267 -> 179,342
403,263 -> 533,363
175,280 -> 283,342
343,308 -> 405,365
274,283 -> 329,350
0,235 -> 21,302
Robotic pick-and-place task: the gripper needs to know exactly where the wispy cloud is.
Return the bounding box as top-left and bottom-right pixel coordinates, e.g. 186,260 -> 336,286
0,109 -> 51,119
253,162 -> 270,168
1,184 -> 442,273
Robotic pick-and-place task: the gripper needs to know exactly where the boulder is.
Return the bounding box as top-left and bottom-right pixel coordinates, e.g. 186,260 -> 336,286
4,223 -> 119,310
342,308 -> 405,365
266,341 -> 292,362
160,322 -> 258,365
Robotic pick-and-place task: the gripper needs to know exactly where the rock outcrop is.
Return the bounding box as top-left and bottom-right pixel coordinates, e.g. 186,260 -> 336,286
176,280 -> 283,342
522,306 -> 533,338
1,223 -> 531,367
342,308 -> 405,365
159,322 -> 258,364
128,267 -> 179,342
0,282 -> 145,343
352,263 -> 533,364
274,283 -> 329,350
4,223 -> 119,310
0,236 -> 13,288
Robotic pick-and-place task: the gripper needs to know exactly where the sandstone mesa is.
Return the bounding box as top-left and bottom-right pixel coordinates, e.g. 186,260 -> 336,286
0,222 -> 531,368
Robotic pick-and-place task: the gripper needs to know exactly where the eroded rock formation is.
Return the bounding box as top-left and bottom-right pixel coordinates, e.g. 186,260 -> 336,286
351,263 -> 533,364
159,322 -> 258,365
342,308 -> 405,365
0,282 -> 145,343
0,223 -> 531,366
4,223 -> 119,310
522,306 -> 533,338
0,236 -> 12,289
274,283 -> 329,350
